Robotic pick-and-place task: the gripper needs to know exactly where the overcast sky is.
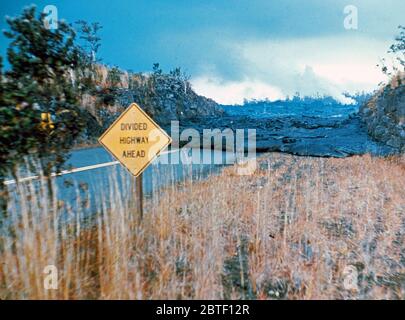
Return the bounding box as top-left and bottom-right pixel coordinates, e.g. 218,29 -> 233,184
1,0 -> 404,104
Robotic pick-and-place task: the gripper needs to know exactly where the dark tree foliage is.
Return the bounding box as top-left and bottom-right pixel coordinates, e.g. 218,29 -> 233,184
106,66 -> 123,89
152,63 -> 163,76
0,6 -> 87,180
379,25 -> 405,77
75,20 -> 102,63
74,20 -> 103,93
389,25 -> 405,69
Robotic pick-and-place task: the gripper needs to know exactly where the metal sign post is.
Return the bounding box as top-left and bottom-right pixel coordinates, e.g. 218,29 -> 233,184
135,174 -> 143,223
99,103 -> 172,222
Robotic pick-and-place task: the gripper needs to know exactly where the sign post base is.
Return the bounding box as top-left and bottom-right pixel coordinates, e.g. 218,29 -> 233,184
134,173 -> 143,224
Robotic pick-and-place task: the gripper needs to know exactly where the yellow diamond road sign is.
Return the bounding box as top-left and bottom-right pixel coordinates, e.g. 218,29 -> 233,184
99,103 -> 172,177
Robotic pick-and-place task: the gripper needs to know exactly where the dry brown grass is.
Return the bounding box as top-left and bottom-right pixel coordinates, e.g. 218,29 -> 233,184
1,153 -> 405,299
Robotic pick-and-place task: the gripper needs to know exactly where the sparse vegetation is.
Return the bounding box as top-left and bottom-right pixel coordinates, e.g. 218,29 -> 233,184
1,153 -> 404,299
1,6 -> 404,303
379,25 -> 405,78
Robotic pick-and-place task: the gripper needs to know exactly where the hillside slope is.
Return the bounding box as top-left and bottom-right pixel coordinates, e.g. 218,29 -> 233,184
360,72 -> 405,152
78,66 -> 223,144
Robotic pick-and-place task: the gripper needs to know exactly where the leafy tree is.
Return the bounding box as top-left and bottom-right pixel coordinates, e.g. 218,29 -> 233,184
73,20 -> 103,93
152,63 -> 163,76
0,6 -> 87,181
75,20 -> 102,63
379,25 -> 405,77
169,67 -> 182,79
169,66 -> 191,93
389,25 -> 405,69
